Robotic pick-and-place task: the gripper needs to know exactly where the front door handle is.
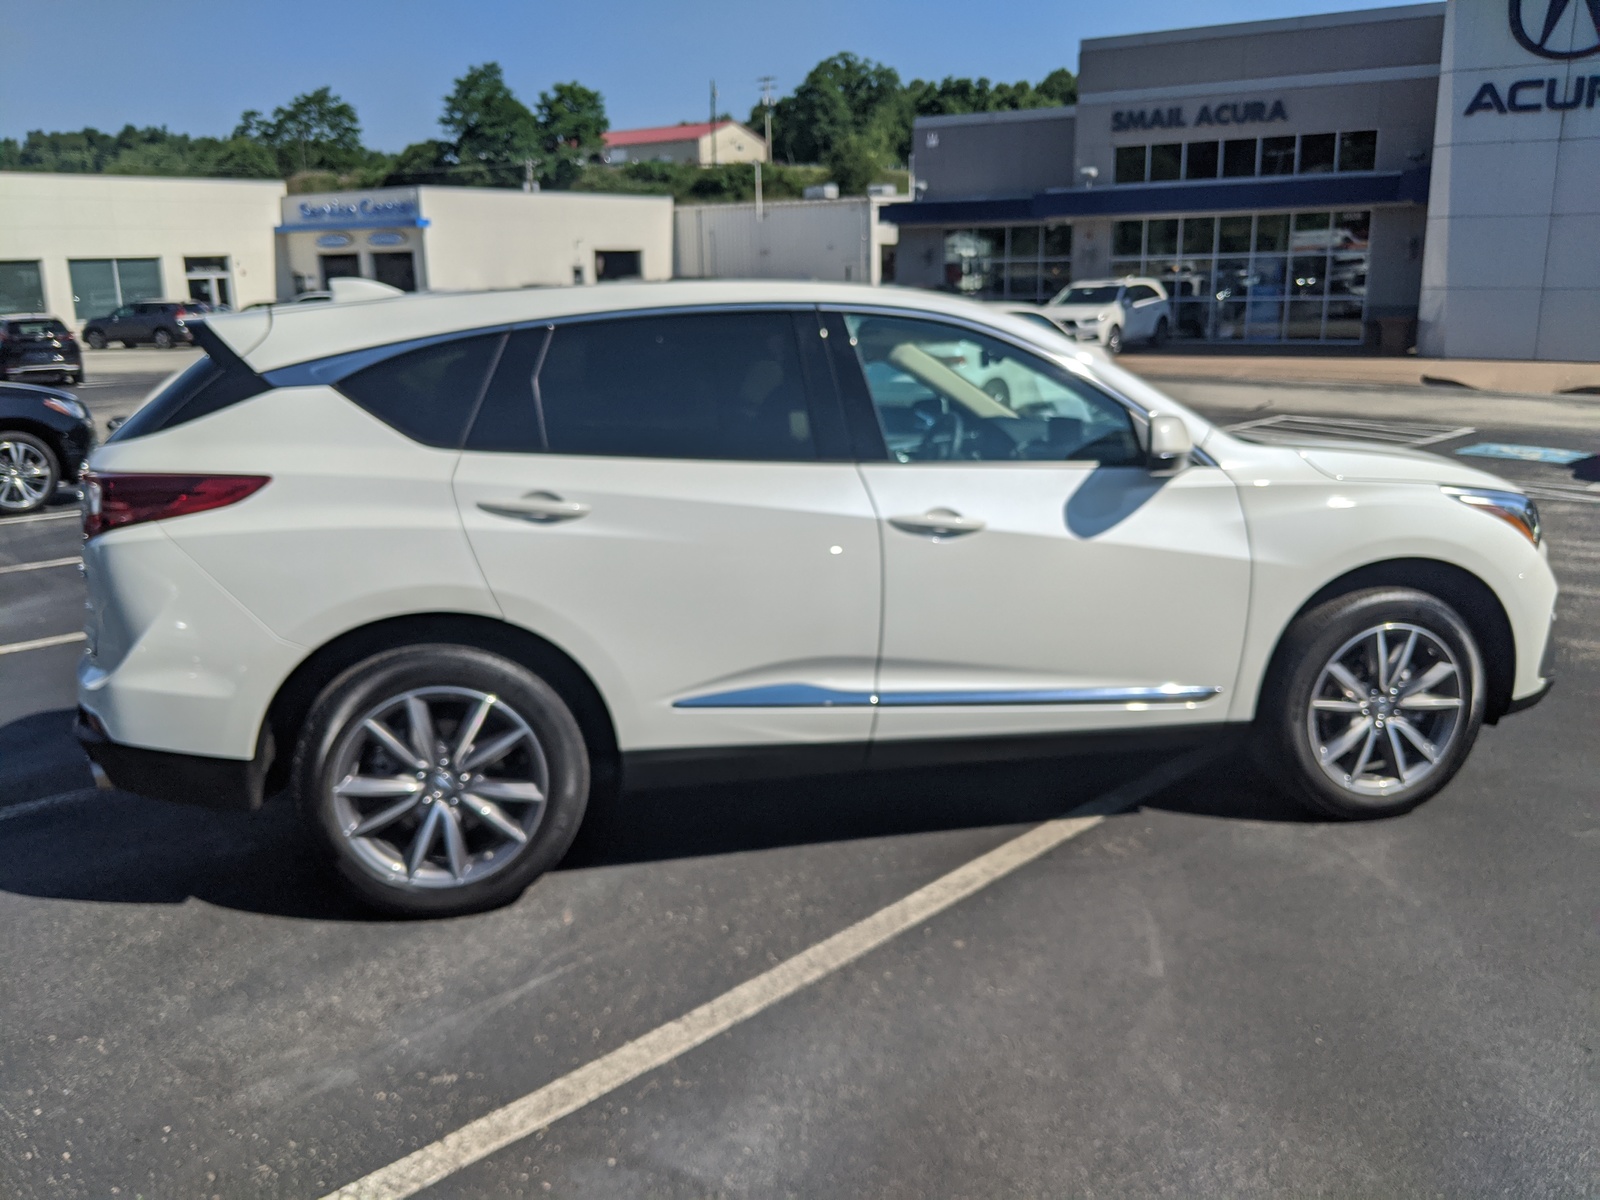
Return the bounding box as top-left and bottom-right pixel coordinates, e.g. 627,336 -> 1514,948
477,491 -> 591,524
887,508 -> 986,538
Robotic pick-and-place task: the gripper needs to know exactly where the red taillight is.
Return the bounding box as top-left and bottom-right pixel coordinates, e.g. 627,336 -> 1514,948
81,472 -> 269,540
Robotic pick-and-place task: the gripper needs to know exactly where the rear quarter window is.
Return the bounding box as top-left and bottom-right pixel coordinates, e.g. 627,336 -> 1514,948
109,327 -> 271,441
335,334 -> 504,449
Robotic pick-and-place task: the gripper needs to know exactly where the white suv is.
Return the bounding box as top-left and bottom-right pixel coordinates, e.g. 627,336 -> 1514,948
1044,277 -> 1173,353
77,282 -> 1557,916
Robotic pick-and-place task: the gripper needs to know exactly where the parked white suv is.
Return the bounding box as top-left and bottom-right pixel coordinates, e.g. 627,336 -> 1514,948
77,282 -> 1557,916
1044,277 -> 1173,353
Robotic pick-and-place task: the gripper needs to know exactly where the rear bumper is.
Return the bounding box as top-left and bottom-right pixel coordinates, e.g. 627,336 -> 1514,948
75,707 -> 271,812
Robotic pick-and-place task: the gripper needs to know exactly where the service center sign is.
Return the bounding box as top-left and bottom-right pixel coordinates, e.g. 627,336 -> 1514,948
1463,0 -> 1600,116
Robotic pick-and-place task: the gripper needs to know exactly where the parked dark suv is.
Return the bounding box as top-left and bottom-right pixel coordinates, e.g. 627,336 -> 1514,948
82,300 -> 210,349
0,315 -> 84,384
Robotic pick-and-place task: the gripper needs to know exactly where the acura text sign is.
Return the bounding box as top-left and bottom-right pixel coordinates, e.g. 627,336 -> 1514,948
1464,0 -> 1600,115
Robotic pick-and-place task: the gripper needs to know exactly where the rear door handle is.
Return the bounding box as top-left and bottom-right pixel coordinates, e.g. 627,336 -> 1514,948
887,508 -> 986,538
477,491 -> 591,524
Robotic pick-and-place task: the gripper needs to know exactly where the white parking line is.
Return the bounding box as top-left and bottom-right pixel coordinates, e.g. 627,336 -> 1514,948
0,510 -> 78,526
0,631 -> 86,656
320,749 -> 1213,1200
0,556 -> 79,576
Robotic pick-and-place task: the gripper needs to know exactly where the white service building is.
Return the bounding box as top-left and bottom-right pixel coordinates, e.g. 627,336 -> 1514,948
277,186 -> 675,296
674,196 -> 901,285
0,172 -> 286,325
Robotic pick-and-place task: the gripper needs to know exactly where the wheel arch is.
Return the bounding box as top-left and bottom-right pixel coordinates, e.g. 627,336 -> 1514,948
1262,558 -> 1516,724
262,613 -> 621,797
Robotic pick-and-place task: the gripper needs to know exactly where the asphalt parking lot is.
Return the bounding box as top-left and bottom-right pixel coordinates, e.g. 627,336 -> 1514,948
1,359 -> 1596,1197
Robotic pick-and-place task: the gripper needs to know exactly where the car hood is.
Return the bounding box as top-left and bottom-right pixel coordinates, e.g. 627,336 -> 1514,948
1046,303 -> 1113,320
1283,438 -> 1516,489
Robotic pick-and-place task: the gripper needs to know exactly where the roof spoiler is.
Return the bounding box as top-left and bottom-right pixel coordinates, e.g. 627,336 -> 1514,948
328,278 -> 405,304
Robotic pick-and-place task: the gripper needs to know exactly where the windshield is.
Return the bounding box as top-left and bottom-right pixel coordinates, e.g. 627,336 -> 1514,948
1053,285 -> 1122,306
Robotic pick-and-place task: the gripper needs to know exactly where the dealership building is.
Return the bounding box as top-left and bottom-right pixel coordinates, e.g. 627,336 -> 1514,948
888,0 -> 1600,361
276,186 -> 672,294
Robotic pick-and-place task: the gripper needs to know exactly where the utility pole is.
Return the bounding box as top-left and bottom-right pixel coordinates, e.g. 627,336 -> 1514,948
523,158 -> 537,192
710,80 -> 719,167
757,75 -> 776,220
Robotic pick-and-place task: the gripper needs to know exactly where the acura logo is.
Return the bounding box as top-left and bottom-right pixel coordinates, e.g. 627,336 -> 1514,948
1510,0 -> 1600,59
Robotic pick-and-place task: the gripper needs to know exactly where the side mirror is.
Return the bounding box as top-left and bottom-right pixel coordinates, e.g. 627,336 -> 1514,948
1147,414 -> 1192,473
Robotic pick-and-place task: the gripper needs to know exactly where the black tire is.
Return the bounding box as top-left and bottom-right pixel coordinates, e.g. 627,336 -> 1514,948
1104,324 -> 1123,355
69,371 -> 84,386
1252,588 -> 1486,820
85,331 -> 107,350
1151,317 -> 1169,348
152,328 -> 174,349
292,644 -> 591,917
0,430 -> 61,516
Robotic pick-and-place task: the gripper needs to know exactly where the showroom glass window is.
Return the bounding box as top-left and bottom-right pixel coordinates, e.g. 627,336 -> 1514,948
942,224 -> 1071,301
67,258 -> 163,322
472,312 -> 819,461
841,313 -> 1140,466
0,261 -> 45,313
1108,210 -> 1370,343
1115,130 -> 1378,183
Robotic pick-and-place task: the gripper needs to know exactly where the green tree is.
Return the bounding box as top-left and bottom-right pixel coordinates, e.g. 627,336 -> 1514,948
236,87 -> 364,176
382,139 -> 455,186
534,81 -> 608,189
1035,68 -> 1078,105
439,63 -> 540,186
207,136 -> 282,179
756,53 -> 904,166
824,129 -> 891,195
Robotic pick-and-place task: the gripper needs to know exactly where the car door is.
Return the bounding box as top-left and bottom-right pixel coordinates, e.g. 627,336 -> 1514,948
1124,285 -> 1162,339
827,309 -> 1251,747
103,305 -> 136,341
453,308 -> 883,760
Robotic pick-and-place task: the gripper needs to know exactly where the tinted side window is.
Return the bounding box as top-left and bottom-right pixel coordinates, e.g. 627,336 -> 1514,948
465,328 -> 550,453
534,312 -> 818,461
1126,285 -> 1157,302
338,334 -> 504,449
110,326 -> 272,441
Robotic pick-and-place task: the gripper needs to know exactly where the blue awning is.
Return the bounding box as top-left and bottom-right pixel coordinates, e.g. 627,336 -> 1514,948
276,218 -> 431,233
882,168 -> 1429,226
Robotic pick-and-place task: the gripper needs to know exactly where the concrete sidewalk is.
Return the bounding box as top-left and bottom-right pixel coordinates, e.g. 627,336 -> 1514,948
1123,349 -> 1600,397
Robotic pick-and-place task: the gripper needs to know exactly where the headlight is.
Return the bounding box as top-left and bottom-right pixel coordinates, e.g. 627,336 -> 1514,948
1441,486 -> 1541,546
43,396 -> 89,421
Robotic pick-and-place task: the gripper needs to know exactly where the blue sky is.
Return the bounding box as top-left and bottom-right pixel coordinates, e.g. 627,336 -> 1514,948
2,0 -> 1425,151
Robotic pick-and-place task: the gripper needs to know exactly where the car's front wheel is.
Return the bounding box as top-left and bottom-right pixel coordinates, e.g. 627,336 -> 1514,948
293,644 -> 591,917
1254,588 -> 1486,819
0,432 -> 61,516
1104,323 -> 1123,355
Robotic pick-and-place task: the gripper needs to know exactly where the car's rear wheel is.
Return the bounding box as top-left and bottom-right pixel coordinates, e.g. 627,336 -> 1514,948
1253,588 -> 1485,819
293,644 -> 590,917
85,331 -> 107,350
152,328 -> 174,349
0,432 -> 60,515
1104,324 -> 1123,355
1151,317 -> 1169,347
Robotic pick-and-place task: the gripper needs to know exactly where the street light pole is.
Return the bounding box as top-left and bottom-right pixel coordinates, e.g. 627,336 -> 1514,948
757,75 -> 776,220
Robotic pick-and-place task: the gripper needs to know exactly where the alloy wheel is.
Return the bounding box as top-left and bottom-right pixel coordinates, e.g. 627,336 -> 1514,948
327,686 -> 550,890
1306,621 -> 1464,799
0,440 -> 55,512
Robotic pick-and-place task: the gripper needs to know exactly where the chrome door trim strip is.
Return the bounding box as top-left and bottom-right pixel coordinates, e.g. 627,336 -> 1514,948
674,684 -> 1222,708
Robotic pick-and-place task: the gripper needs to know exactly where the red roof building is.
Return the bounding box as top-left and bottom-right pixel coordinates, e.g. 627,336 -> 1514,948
602,121 -> 768,167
